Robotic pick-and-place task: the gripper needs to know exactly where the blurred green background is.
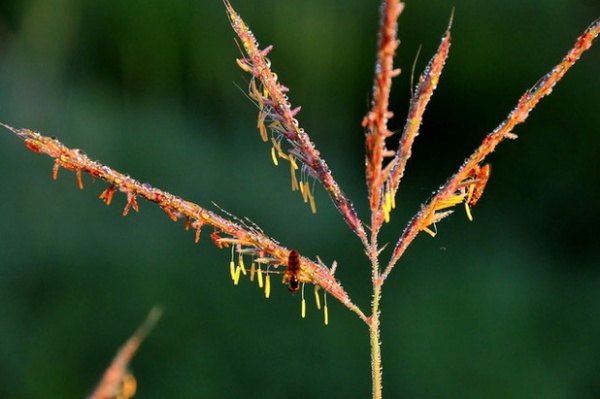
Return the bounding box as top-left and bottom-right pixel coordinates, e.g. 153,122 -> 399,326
1,0 -> 599,398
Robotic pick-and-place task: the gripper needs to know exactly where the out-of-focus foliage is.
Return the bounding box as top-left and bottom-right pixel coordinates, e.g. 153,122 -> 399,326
0,0 -> 598,398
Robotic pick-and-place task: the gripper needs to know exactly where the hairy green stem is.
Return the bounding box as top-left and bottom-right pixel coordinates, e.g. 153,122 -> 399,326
371,277 -> 383,399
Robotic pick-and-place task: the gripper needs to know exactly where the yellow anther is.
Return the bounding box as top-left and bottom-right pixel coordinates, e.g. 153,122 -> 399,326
290,161 -> 299,191
289,155 -> 299,170
257,266 -> 264,288
464,201 -> 473,222
218,237 -> 252,245
309,192 -> 317,214
258,111 -> 268,142
238,255 -> 247,275
264,274 -> 271,298
229,261 -> 236,281
301,298 -> 306,318
314,286 -> 321,310
271,146 -> 279,166
290,171 -> 299,191
270,137 -> 289,161
233,265 -> 241,285
423,225 -> 437,237
383,191 -> 394,223
384,209 -> 390,223
323,292 -> 329,325
383,192 -> 392,223
249,262 -> 256,282
436,195 -> 465,211
306,185 -> 317,213
299,181 -> 308,201
249,79 -> 263,106
236,58 -> 253,73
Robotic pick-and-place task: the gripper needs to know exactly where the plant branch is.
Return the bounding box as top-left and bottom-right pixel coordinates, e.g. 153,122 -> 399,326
385,15 -> 452,219
381,16 -> 600,282
89,307 -> 163,399
0,122 -> 367,321
224,0 -> 369,247
363,0 -> 404,215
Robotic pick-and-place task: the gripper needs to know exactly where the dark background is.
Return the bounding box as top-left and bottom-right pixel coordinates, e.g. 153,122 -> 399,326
1,0 -> 599,398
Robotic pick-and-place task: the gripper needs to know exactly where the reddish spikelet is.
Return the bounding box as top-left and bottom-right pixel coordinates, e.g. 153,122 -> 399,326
384,16 -> 452,214
122,193 -> 139,216
363,0 -> 405,213
364,3 -> 452,236
382,17 -> 600,281
224,0 -> 368,245
0,122 -> 363,318
99,185 -> 116,205
88,307 -> 162,399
